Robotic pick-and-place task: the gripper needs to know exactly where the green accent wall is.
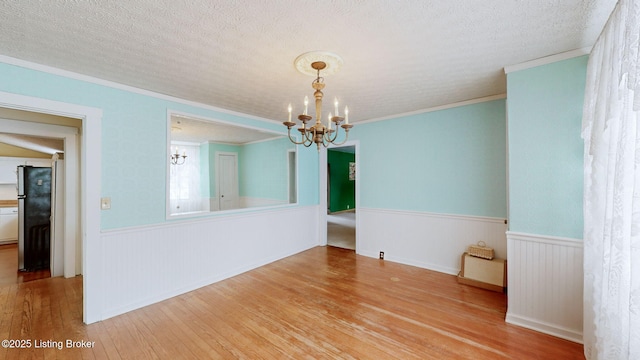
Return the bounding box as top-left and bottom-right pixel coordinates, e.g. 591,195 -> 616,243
352,99 -> 507,218
328,150 -> 355,212
506,56 -> 587,239
0,61 -> 319,229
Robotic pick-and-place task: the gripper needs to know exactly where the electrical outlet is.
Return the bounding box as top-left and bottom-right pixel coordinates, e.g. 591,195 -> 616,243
101,197 -> 111,210
379,251 -> 384,260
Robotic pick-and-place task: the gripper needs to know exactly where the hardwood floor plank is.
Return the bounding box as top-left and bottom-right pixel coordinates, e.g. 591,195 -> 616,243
155,299 -> 232,358
233,273 -> 425,359
125,307 -> 189,359
176,294 -> 282,358
82,322 -> 114,360
0,284 -> 16,360
0,246 -> 584,359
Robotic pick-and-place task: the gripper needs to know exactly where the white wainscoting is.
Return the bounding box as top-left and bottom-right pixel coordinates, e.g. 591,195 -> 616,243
506,231 -> 584,343
357,208 -> 507,275
97,205 -> 319,321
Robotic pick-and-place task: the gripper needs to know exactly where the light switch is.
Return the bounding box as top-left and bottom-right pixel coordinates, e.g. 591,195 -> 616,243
101,197 -> 111,210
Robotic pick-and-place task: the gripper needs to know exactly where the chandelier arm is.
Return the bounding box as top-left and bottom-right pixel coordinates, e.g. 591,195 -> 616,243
330,130 -> 351,147
286,128 -> 307,145
304,129 -> 315,144
324,126 -> 340,143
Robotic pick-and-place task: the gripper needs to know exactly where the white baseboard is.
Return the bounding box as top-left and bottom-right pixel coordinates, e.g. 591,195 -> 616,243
505,313 -> 583,344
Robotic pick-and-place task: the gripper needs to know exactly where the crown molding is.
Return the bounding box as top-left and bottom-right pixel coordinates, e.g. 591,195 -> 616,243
503,47 -> 592,74
0,54 -> 281,126
357,93 -> 507,125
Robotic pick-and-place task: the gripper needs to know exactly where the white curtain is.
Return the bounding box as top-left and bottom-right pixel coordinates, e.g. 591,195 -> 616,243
169,144 -> 203,213
582,0 -> 640,359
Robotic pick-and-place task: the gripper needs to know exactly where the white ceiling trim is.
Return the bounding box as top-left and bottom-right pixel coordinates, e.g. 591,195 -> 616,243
0,54 -> 281,126
169,109 -> 286,136
503,47 -> 592,74
356,93 -> 507,125
170,140 -> 202,147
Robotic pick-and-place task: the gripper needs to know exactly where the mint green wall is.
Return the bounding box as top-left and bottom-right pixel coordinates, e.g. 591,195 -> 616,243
0,61 -> 318,229
352,99 -> 507,218
202,138 -> 292,201
199,145 -> 210,198
239,137 -> 292,201
328,150 -> 355,212
506,56 -> 586,239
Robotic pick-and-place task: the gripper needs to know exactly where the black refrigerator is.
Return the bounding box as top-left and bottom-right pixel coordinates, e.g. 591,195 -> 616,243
17,165 -> 52,271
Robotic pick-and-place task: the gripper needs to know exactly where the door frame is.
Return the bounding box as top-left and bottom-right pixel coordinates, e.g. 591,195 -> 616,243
0,91 -> 102,324
319,140 -> 360,253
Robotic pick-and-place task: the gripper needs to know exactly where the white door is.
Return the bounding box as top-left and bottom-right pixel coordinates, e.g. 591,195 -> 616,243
217,153 -> 238,211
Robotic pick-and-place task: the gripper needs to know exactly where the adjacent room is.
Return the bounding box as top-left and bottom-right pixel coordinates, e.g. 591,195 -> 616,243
0,1 -> 636,359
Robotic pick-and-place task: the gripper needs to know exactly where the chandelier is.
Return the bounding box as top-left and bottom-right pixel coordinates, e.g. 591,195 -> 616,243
170,147 -> 187,165
283,52 -> 353,150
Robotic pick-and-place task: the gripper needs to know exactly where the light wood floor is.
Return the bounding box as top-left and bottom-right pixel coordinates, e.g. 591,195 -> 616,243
0,246 -> 584,359
327,211 -> 355,250
0,244 -> 50,286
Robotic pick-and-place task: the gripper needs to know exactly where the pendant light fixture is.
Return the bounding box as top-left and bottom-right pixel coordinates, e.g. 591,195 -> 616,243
283,51 -> 353,150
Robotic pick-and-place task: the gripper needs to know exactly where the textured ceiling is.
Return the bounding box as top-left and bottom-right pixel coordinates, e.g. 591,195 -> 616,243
0,0 -> 617,124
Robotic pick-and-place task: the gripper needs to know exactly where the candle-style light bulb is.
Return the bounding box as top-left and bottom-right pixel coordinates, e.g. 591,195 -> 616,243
304,96 -> 309,115
287,103 -> 292,122
334,98 -> 339,116
345,106 -> 349,124
328,112 -> 332,130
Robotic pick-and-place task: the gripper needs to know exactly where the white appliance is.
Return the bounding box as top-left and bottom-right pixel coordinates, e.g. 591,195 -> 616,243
0,206 -> 18,244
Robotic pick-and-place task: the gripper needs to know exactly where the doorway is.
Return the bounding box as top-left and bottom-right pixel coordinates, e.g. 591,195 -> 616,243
326,145 -> 356,250
0,91 -> 102,324
0,110 -> 80,283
